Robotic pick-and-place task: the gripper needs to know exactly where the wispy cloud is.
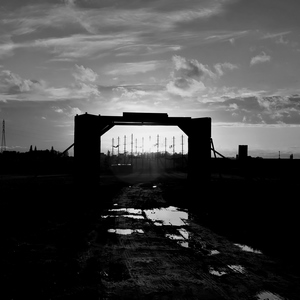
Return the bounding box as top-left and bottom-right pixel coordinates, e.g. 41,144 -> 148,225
106,61 -> 165,76
0,0 -> 228,61
261,31 -> 291,40
250,52 -> 271,66
205,31 -> 249,44
34,34 -> 138,60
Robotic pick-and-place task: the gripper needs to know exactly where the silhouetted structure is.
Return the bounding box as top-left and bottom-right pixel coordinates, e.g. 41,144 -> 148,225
1,120 -> 6,153
238,145 -> 248,160
74,112 -> 211,184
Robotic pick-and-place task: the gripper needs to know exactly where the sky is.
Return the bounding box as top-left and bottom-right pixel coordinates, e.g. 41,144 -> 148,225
1,0 -> 300,158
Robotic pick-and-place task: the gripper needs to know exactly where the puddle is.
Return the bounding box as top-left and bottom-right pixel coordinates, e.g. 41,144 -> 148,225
166,234 -> 184,240
209,267 -> 227,277
209,264 -> 245,276
108,208 -> 143,214
144,206 -> 188,226
208,250 -> 220,256
124,215 -> 144,219
166,228 -> 189,240
178,228 -> 189,239
165,228 -> 190,248
153,221 -> 163,226
177,241 -> 189,248
102,214 -> 144,219
234,243 -> 262,254
228,265 -> 245,274
256,291 -> 286,300
107,229 -> 144,235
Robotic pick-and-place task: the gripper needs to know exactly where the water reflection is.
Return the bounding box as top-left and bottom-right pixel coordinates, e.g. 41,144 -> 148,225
109,208 -> 143,214
177,241 -> 189,248
102,215 -> 144,219
256,291 -> 285,300
228,265 -> 245,274
209,267 -> 227,276
144,206 -> 188,226
234,243 -> 262,254
107,229 -> 144,235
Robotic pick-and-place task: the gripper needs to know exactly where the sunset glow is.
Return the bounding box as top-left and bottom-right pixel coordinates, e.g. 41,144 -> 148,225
1,0 -> 300,157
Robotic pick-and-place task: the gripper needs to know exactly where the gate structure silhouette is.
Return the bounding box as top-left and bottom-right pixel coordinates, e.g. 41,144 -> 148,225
74,112 -> 211,183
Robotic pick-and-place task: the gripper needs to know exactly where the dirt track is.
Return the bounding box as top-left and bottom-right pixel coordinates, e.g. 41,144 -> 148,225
86,177 -> 300,299
1,171 -> 300,299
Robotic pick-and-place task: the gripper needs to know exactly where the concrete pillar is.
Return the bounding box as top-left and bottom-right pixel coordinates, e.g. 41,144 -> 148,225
74,114 -> 100,181
189,118 -> 211,184
180,118 -> 211,185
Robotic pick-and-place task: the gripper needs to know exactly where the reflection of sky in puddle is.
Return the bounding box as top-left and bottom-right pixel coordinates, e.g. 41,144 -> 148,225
208,250 -> 220,255
209,264 -> 245,276
228,265 -> 245,274
107,229 -> 144,235
144,206 -> 188,226
165,228 -> 189,247
102,214 -> 144,219
209,267 -> 227,276
256,291 -> 285,300
109,208 -> 143,214
177,241 -> 189,248
234,243 -> 262,254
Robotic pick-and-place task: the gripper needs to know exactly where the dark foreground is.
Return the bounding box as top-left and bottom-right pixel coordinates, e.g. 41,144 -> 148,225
1,171 -> 300,299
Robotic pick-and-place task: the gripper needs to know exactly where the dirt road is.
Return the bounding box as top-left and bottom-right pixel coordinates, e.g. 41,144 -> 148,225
1,172 -> 299,299
83,181 -> 300,299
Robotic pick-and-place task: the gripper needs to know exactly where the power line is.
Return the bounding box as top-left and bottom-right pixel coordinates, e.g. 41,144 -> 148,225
1,120 -> 6,153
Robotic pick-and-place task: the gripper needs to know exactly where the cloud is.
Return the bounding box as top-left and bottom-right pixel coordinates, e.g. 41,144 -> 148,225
205,31 -> 249,44
261,31 -> 291,40
250,52 -> 271,66
71,65 -> 101,98
0,1 -> 228,59
214,62 -> 238,77
73,64 -> 98,82
0,69 -> 46,95
53,105 -> 83,117
204,93 -> 300,125
106,61 -> 164,76
0,35 -> 17,58
35,34 -> 138,60
166,55 -> 207,97
0,66 -> 101,101
166,55 -> 238,98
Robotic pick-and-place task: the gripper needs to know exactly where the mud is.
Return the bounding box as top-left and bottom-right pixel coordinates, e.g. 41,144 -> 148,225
1,172 -> 300,299
86,182 -> 299,299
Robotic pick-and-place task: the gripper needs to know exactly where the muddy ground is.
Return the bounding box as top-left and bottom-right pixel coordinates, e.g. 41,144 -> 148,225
1,171 -> 300,299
